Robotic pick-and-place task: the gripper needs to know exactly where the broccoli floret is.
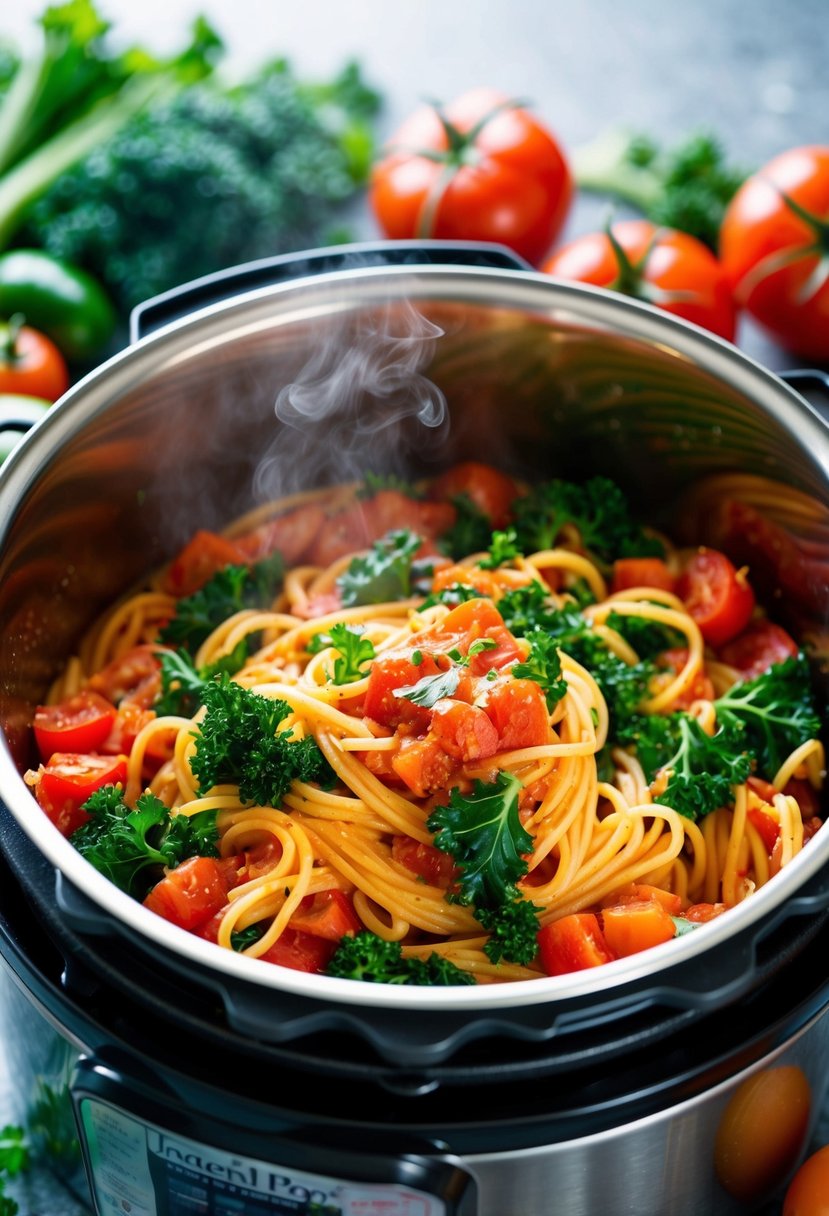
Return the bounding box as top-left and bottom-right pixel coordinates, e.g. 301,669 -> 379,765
20,59 -> 381,315
326,930 -> 475,986
571,127 -> 748,250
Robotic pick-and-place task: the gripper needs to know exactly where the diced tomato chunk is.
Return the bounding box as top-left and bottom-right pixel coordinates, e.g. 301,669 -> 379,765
429,698 -> 499,762
428,461 -> 519,529
288,890 -> 362,941
480,677 -> 550,751
258,928 -> 338,973
163,530 -> 247,597
611,557 -> 677,594
537,913 -> 616,976
363,655 -> 439,730
684,903 -> 727,923
600,897 -> 677,958
391,735 -> 456,798
143,855 -> 237,932
32,752 -> 128,837
747,807 -> 781,854
604,883 -> 682,917
33,690 -> 117,760
392,835 -> 459,889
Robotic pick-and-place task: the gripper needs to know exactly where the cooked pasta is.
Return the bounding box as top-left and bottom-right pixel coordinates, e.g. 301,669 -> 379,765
25,463 -> 825,986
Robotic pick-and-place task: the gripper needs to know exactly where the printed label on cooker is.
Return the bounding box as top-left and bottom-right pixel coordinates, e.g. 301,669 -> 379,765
80,1098 -> 447,1216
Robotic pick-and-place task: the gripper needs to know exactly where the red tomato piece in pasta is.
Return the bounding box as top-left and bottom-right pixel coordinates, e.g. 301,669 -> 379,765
143,855 -> 239,932
676,548 -> 756,647
479,677 -> 550,751
32,752 -> 128,837
537,913 -> 617,976
718,619 -> 799,679
428,461 -> 520,529
392,836 -> 459,889
610,557 -> 677,595
87,644 -> 162,709
392,734 -> 456,798
288,890 -> 362,941
233,503 -> 327,565
429,698 -> 500,762
600,897 -> 677,958
258,928 -> 339,973
33,690 -> 117,760
163,530 -> 247,597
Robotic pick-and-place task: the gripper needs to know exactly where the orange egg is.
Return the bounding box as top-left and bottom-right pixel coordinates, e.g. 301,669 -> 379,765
714,1065 -> 812,1202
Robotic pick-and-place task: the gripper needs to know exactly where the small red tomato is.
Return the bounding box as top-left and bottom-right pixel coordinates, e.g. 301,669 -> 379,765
784,1143 -> 829,1215
720,145 -> 829,359
543,218 -> 737,340
0,317 -> 69,402
33,689 -> 117,760
429,461 -> 520,529
718,619 -> 799,679
676,548 -> 756,647
370,88 -> 573,265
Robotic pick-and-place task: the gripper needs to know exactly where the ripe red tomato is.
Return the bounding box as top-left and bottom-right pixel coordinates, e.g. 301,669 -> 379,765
428,461 -> 519,529
720,146 -> 829,359
370,88 -> 573,265
676,548 -> 756,647
784,1143 -> 829,1215
33,690 -> 117,760
537,912 -> 616,976
33,752 -> 128,836
143,855 -> 237,931
718,619 -> 799,679
0,319 -> 69,402
543,219 -> 737,340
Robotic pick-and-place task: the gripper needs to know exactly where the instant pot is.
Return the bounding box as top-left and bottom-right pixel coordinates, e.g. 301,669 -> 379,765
1,242 -> 829,1216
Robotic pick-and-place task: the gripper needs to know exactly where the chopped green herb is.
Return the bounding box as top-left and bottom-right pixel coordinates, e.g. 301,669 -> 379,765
338,529 -> 422,606
308,622 -> 377,684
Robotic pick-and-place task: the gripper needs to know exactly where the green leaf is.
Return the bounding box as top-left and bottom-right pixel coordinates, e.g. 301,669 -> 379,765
512,629 -> 568,710
0,1126 -> 27,1177
337,529 -> 422,607
307,622 -> 376,685
393,665 -> 461,708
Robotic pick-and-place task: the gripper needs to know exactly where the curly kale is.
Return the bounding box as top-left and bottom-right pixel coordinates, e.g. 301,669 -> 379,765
158,554 -> 284,653
71,786 -> 218,898
715,654 -> 821,777
190,675 -> 333,804
427,772 -> 540,964
326,930 -> 476,986
20,58 -> 381,316
511,476 -> 664,568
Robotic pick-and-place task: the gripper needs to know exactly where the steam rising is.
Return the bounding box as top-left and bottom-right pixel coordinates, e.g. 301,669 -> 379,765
253,294 -> 449,501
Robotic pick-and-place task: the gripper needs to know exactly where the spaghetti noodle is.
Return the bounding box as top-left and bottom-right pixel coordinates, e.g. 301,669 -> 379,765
25,463 -> 825,985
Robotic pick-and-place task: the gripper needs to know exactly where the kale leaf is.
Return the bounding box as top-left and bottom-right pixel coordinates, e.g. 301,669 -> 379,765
190,675 -> 333,804
326,930 -> 476,985
715,654 -> 821,777
71,785 -> 219,899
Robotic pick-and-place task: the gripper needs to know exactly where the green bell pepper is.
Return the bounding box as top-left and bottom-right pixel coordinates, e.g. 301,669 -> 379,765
0,249 -> 117,362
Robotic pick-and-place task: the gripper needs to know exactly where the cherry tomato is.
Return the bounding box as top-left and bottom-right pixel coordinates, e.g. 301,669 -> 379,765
720,146 -> 829,359
33,690 -> 117,760
429,462 -> 520,529
0,317 -> 69,402
543,219 -> 737,340
718,619 -> 799,679
784,1144 -> 829,1215
676,548 -> 756,647
32,752 -> 128,837
370,88 -> 573,265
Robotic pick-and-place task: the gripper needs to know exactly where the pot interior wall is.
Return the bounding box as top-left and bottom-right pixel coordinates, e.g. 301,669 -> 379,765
1,281 -> 828,771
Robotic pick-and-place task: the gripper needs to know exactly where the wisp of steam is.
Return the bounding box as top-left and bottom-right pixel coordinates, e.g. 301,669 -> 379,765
253,290 -> 449,501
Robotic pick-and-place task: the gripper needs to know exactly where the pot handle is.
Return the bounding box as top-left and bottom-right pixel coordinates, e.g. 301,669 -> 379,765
129,239 -> 533,343
778,369 -> 829,419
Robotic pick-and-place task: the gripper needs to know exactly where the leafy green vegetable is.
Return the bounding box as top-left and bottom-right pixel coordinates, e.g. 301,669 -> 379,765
337,529 -> 422,607
604,608 -> 685,659
438,492 -> 493,560
571,128 -> 748,251
326,930 -> 475,986
20,54 -> 381,315
476,899 -> 540,965
307,622 -> 376,684
428,772 -> 531,908
0,0 -> 221,255
0,1124 -> 27,1216
715,654 -> 821,776
512,629 -> 568,710
158,555 -> 283,653
511,476 -> 664,567
394,665 -> 461,708
154,643 -> 247,717
478,527 -> 520,570
71,785 -> 218,898
618,712 -> 751,820
191,675 -> 333,805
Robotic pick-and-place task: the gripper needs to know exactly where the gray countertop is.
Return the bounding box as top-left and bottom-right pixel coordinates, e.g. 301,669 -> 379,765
2,1 -> 828,1212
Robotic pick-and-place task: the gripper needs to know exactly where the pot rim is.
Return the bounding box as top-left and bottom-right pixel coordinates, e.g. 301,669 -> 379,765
1,258 -> 828,1014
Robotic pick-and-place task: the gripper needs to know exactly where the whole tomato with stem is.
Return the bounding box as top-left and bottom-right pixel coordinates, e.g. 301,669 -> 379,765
542,218 -> 737,340
0,312 -> 69,401
369,88 -> 573,266
719,145 -> 829,359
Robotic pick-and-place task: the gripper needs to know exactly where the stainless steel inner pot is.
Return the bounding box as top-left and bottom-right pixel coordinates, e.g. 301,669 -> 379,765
1,242 -> 828,1039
